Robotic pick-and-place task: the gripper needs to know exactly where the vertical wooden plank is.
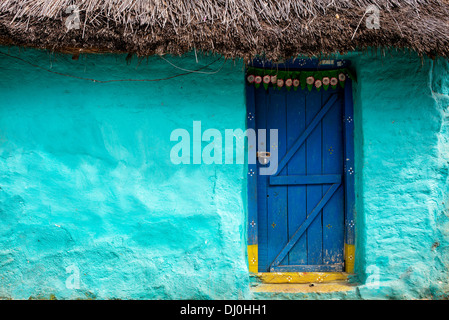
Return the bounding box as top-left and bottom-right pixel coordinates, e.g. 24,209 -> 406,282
322,88 -> 345,268
306,89 -> 323,265
255,86 -> 269,271
246,83 -> 258,273
343,79 -> 356,273
267,86 -> 288,268
286,88 -> 307,265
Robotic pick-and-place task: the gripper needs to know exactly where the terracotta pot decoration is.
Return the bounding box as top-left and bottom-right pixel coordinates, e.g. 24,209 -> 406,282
338,73 -> 346,88
306,76 -> 315,91
277,78 -> 284,89
293,79 -> 300,87
254,75 -> 262,88
315,79 -> 323,91
306,76 -> 315,85
330,77 -> 338,89
285,78 -> 293,91
322,77 -> 330,90
263,75 -> 271,89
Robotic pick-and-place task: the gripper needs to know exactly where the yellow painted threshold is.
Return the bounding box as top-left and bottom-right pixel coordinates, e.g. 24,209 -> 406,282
255,272 -> 349,284
252,281 -> 355,293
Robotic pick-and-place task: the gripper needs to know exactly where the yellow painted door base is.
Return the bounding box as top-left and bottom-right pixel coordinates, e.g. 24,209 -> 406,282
248,244 -> 355,274
344,243 -> 355,273
247,244 -> 258,273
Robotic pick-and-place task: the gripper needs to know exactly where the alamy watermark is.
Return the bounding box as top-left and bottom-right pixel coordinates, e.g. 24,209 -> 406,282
366,265 -> 381,289
65,264 -> 80,290
62,4 -> 381,34
365,5 -> 380,30
65,5 -> 80,31
352,5 -> 381,40
170,121 -> 278,175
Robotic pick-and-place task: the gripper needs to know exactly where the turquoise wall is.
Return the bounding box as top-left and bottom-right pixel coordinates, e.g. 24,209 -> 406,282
0,47 -> 249,299
351,52 -> 449,299
0,47 -> 448,299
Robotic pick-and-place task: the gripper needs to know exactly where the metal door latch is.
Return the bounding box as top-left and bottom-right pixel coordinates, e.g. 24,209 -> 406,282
257,151 -> 271,165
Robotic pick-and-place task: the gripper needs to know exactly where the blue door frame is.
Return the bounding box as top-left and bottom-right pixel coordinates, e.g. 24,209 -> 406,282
246,58 -> 355,274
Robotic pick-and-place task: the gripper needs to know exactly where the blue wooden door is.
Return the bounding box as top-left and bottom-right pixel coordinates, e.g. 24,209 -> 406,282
255,82 -> 345,272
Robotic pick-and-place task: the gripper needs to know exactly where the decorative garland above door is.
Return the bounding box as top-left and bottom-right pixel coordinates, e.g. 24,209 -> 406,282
246,67 -> 356,91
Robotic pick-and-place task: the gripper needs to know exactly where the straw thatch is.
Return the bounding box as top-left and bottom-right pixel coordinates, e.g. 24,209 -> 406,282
0,0 -> 448,60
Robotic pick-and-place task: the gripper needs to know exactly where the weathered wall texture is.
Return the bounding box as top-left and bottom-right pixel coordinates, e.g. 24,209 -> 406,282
0,47 -> 249,299
0,47 -> 448,299
350,52 -> 449,299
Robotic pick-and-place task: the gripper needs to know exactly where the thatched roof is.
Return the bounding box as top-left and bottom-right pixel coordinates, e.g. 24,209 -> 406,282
0,0 -> 448,60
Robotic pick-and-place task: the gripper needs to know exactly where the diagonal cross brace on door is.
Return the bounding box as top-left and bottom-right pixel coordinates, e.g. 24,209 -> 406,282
268,94 -> 338,177
269,181 -> 342,271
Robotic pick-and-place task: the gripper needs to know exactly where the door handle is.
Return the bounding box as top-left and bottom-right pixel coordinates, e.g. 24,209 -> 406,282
257,151 -> 271,165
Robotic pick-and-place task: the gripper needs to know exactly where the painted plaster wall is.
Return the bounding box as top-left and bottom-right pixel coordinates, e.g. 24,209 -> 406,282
350,52 -> 449,299
0,47 -> 448,300
0,47 -> 249,299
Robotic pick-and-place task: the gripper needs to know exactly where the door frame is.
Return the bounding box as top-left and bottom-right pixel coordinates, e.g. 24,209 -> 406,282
246,60 -> 355,275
